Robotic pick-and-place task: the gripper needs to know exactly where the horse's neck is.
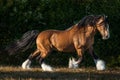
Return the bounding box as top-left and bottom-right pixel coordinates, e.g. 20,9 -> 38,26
79,26 -> 96,41
77,26 -> 96,48
66,24 -> 96,37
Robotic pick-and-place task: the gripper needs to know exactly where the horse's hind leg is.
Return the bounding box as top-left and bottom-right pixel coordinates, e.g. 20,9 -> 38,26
35,50 -> 53,71
22,49 -> 40,69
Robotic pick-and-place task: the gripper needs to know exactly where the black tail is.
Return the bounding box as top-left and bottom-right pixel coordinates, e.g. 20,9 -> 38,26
5,30 -> 39,55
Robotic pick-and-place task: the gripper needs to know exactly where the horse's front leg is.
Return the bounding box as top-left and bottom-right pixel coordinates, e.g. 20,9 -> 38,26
69,47 -> 83,69
88,47 -> 106,70
88,46 -> 99,61
76,48 -> 84,64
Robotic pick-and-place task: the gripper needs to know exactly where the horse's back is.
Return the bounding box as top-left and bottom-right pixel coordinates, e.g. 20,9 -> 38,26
37,29 -> 67,40
37,30 -> 60,40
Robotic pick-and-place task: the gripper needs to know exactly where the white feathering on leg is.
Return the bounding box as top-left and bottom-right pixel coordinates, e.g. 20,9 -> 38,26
72,57 -> 79,68
68,57 -> 78,69
94,59 -> 106,70
68,57 -> 73,68
41,62 -> 53,71
22,59 -> 31,69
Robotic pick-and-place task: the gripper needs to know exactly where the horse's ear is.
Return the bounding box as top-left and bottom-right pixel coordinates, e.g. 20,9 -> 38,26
98,15 -> 108,20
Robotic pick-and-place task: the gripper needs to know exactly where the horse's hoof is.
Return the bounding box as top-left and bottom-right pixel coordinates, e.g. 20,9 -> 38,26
22,59 -> 31,69
96,59 -> 105,70
68,57 -> 78,69
41,63 -> 54,72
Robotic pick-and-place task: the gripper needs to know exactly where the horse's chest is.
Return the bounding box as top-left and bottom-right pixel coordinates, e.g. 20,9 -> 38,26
75,36 -> 94,49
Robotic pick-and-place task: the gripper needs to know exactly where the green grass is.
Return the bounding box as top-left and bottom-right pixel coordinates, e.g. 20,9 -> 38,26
0,66 -> 120,80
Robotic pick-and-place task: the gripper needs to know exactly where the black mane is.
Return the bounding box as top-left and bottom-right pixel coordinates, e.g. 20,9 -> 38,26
78,15 -> 95,27
78,15 -> 105,27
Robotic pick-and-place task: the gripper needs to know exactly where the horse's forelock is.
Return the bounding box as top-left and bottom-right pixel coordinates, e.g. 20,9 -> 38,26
94,14 -> 108,25
95,14 -> 106,21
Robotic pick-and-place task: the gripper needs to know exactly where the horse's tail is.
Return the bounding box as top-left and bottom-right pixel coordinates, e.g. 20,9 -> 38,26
5,30 -> 39,55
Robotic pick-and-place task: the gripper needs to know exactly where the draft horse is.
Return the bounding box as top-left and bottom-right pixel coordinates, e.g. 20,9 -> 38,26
5,15 -> 110,71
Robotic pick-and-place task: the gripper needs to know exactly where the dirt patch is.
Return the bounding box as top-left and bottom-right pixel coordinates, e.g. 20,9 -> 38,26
0,66 -> 120,80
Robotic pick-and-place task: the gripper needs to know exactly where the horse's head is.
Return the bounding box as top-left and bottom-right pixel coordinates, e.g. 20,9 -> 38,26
95,15 -> 110,40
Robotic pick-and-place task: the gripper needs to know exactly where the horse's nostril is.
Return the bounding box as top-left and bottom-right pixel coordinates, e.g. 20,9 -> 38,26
106,35 -> 108,38
106,35 -> 110,39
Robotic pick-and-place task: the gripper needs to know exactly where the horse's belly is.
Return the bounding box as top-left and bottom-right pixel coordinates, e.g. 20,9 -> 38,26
50,31 -> 75,52
55,44 -> 75,52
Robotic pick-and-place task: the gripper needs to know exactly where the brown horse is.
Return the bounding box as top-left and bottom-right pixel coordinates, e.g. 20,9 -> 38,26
5,15 -> 110,71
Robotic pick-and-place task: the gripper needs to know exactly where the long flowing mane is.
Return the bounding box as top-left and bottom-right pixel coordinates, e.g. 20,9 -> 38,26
66,15 -> 95,31
77,15 -> 106,28
78,15 -> 95,27
66,14 -> 106,32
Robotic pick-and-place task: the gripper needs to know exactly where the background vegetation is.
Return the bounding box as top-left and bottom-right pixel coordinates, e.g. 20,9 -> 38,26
0,0 -> 120,68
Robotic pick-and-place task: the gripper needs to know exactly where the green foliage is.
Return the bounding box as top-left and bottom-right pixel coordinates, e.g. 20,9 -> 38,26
0,0 -> 120,67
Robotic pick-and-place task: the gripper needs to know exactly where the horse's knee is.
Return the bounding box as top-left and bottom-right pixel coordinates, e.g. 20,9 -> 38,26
40,50 -> 50,58
37,51 -> 49,64
28,49 -> 40,60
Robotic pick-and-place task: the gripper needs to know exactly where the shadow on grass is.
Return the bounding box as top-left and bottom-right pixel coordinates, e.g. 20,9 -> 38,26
0,70 -> 120,80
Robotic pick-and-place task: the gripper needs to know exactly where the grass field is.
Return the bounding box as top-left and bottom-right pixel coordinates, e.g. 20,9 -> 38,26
0,66 -> 120,80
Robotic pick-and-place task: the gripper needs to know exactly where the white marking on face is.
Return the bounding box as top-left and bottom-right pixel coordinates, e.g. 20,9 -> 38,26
106,24 -> 110,38
102,23 -> 110,40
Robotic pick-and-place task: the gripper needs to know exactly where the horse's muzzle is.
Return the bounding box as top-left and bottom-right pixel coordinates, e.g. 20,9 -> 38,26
102,35 -> 110,40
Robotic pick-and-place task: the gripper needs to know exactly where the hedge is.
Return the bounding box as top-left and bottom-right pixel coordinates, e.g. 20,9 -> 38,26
0,0 -> 120,67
